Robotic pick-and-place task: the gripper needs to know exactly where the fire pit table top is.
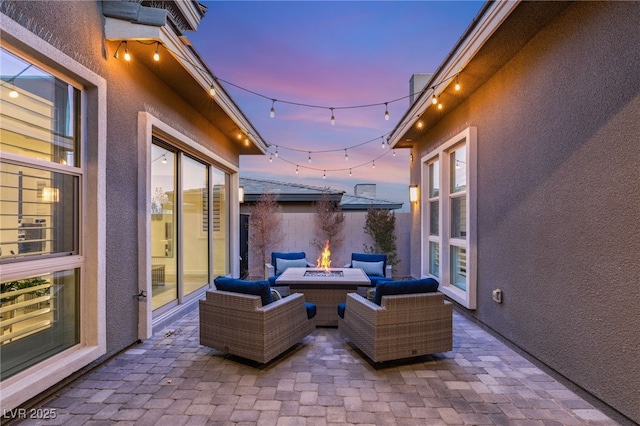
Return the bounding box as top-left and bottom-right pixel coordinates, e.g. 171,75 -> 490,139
275,267 -> 370,287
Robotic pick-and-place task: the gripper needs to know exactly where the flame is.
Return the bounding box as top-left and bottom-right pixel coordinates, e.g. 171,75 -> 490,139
316,240 -> 331,271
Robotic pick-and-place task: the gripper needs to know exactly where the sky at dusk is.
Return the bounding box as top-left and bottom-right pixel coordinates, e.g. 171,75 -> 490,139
189,1 -> 484,210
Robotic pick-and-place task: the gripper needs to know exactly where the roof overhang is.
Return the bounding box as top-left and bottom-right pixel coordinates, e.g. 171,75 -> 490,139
389,0 -> 572,148
103,4 -> 267,155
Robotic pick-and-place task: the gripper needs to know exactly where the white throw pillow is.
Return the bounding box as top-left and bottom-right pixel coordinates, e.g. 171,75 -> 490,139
352,260 -> 384,276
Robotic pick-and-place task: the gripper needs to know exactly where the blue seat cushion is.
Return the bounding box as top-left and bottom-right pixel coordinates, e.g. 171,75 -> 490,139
337,302 -> 346,319
214,276 -> 274,306
369,276 -> 394,287
373,278 -> 439,306
271,252 -> 307,275
305,302 -> 317,320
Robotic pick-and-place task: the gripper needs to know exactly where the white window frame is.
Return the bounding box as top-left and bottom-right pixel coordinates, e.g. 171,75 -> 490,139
0,17 -> 106,409
421,127 -> 477,309
137,112 -> 241,339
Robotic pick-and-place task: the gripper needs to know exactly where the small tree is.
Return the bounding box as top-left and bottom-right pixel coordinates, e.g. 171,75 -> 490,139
311,191 -> 345,253
363,205 -> 399,272
248,192 -> 284,278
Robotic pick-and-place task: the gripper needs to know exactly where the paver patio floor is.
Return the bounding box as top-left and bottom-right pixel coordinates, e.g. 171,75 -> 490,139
16,309 -> 622,425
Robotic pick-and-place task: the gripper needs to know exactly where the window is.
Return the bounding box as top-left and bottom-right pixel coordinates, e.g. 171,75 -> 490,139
0,26 -> 105,409
422,127 -> 476,309
0,48 -> 82,379
150,139 -> 229,313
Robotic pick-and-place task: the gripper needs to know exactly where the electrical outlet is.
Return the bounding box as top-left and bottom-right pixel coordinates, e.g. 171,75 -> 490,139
492,289 -> 503,303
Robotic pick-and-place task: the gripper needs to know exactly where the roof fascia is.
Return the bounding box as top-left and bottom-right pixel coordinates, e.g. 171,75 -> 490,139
388,0 -> 520,147
171,0 -> 204,31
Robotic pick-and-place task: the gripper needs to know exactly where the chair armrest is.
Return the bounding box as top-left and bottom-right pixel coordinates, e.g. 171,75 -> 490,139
384,264 -> 392,277
344,263 -> 352,268
265,263 -> 275,279
307,261 -> 315,267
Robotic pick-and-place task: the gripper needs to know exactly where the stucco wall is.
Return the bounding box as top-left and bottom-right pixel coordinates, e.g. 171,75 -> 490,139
410,2 -> 640,422
248,212 -> 411,279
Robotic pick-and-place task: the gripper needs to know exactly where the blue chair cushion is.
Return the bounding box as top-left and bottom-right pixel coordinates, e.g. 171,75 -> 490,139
305,302 -> 317,320
373,278 -> 439,306
276,257 -> 308,275
337,302 -> 346,319
271,252 -> 307,275
368,276 -> 394,287
214,276 -> 274,306
351,253 -> 387,276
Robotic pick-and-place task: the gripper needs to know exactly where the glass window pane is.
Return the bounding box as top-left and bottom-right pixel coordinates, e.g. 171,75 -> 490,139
429,241 -> 440,278
0,268 -> 80,380
182,156 -> 209,296
450,246 -> 467,291
429,200 -> 439,236
451,195 -> 467,239
450,145 -> 466,193
151,144 -> 177,310
429,161 -> 439,197
212,168 -> 228,277
0,162 -> 77,261
1,48 -> 79,167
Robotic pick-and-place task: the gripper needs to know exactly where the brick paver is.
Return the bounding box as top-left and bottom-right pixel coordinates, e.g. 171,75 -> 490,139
10,310 -> 623,425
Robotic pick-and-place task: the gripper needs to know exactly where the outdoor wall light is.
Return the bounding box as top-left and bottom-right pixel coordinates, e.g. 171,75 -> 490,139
409,185 -> 419,203
239,186 -> 245,203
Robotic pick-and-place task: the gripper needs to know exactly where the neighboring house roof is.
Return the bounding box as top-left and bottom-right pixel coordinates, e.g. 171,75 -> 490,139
240,177 -> 402,210
340,194 -> 403,211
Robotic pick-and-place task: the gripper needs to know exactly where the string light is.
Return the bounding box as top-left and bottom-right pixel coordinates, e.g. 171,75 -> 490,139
153,42 -> 160,61
323,170 -> 326,179
274,146 -> 279,157
308,152 -> 312,163
270,99 -> 276,118
162,154 -> 167,164
455,75 -> 461,91
349,168 -> 352,177
245,136 -> 250,146
344,150 -> 349,161
209,85 -> 216,97
384,103 -> 389,121
330,108 -> 335,126
269,153 -> 273,163
372,160 -> 376,168
437,96 -> 443,110
124,42 -> 131,61
295,165 -> 299,174
416,120 -> 424,129
431,92 -> 437,105
393,149 -> 396,157
381,137 -> 385,149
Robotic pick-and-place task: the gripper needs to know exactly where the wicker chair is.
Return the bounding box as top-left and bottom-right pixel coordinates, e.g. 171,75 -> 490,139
338,291 -> 453,363
199,290 -> 316,364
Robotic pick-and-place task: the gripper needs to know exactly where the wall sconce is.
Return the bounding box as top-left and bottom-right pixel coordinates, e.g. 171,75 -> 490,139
409,185 -> 419,203
238,186 -> 245,203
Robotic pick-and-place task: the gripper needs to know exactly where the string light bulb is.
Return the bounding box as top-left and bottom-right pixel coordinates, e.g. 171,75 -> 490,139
308,152 -> 312,163
323,170 -> 326,179
349,168 -> 352,177
384,103 -> 389,121
416,120 -> 424,129
162,154 -> 167,164
381,137 -> 385,149
9,88 -> 18,98
269,153 -> 273,163
438,97 -> 443,110
270,99 -> 276,118
245,137 -> 250,146
295,165 -> 299,174
372,160 -> 376,169
330,108 -> 335,126
393,149 -> 396,157
123,42 -> 131,61
431,92 -> 437,105
344,150 -> 349,161
455,75 -> 461,91
153,42 -> 160,61
209,85 -> 216,97
274,146 -> 279,157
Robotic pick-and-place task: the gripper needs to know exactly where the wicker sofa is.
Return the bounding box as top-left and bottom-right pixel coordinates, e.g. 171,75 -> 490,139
338,278 -> 452,363
199,278 -> 316,364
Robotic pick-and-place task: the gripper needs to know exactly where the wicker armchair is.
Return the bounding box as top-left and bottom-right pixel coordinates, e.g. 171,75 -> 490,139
199,290 -> 316,364
338,291 -> 452,363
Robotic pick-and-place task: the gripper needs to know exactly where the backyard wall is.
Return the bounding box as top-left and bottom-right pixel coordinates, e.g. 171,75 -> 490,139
248,212 -> 411,279
409,2 -> 640,422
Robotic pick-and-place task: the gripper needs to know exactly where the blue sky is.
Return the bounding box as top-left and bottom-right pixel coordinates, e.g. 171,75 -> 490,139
189,1 -> 483,210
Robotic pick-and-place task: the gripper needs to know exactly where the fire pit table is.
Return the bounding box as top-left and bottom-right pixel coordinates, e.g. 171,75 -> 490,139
275,267 -> 371,326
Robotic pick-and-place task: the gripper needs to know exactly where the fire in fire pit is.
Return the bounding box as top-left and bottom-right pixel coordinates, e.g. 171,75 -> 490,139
316,240 -> 332,271
304,270 -> 345,278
